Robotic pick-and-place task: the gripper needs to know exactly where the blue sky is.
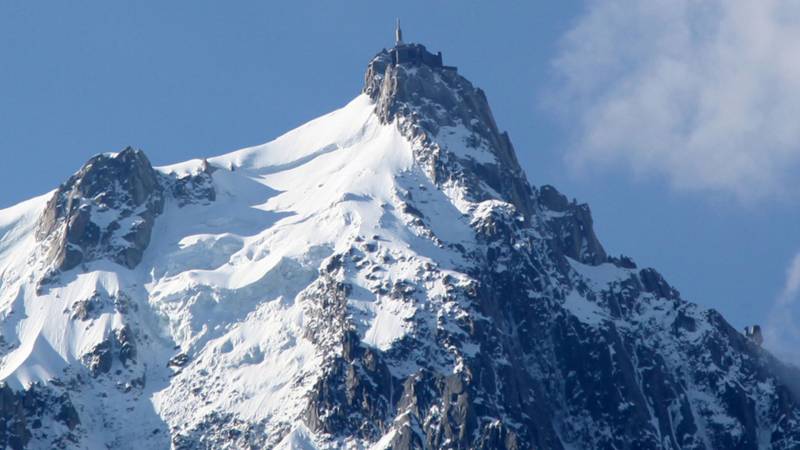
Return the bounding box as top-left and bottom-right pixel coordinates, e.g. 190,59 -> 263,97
2,1 -> 799,359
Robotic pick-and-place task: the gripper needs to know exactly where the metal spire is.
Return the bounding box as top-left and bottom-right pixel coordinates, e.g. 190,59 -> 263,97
395,19 -> 403,45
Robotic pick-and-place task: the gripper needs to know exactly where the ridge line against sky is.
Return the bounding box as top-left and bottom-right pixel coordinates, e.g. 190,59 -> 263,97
551,0 -> 800,363
1,1 -> 799,364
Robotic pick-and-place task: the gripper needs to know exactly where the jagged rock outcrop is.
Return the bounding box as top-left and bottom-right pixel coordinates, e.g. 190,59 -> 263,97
36,147 -> 165,272
0,383 -> 80,450
538,185 -> 607,265
166,159 -> 216,207
34,149 -> 218,281
364,50 -> 536,221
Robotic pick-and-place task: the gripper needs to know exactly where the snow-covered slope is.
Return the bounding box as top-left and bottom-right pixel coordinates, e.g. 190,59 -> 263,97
1,42 -> 799,450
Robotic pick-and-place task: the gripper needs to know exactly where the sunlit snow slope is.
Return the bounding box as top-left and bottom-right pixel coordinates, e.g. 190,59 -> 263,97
0,94 -> 432,447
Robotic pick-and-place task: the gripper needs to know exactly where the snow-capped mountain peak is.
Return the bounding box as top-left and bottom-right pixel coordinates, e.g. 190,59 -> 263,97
0,39 -> 798,449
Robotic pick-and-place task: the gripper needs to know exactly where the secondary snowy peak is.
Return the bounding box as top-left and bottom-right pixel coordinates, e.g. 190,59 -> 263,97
35,148 -> 164,273
34,148 -> 215,280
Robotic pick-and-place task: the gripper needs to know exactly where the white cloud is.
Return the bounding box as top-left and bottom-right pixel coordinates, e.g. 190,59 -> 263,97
779,253 -> 800,302
765,253 -> 800,365
552,0 -> 800,201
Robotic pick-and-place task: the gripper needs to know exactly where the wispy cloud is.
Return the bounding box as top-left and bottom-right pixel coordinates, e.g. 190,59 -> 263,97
552,0 -> 800,201
765,253 -> 800,365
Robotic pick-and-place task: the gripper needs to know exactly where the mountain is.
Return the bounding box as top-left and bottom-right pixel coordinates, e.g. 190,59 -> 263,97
1,36 -> 799,450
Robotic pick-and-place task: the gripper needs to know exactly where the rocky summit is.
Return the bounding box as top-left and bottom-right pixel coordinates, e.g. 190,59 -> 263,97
0,36 -> 798,450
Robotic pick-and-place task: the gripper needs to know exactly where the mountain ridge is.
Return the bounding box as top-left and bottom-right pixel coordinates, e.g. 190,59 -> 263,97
0,42 -> 797,449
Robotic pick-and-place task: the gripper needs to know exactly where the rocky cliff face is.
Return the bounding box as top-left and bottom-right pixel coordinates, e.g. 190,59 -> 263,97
364,50 -> 536,220
35,148 -> 165,273
0,44 -> 798,450
34,148 -> 216,281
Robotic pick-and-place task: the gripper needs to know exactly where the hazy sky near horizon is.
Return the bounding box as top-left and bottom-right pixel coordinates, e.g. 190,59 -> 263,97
2,1 -> 799,361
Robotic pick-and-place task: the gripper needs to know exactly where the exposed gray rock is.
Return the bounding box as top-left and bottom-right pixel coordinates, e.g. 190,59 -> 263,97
538,184 -> 608,265
0,384 -> 30,450
364,50 -> 536,220
115,325 -> 136,368
0,383 -> 81,450
66,289 -> 133,321
35,149 -> 217,283
166,158 -> 217,207
83,340 -> 113,377
364,51 -> 610,269
36,147 -> 165,273
168,353 -> 190,370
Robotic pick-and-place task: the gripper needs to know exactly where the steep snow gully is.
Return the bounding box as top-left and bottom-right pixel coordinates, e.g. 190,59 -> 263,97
0,35 -> 799,450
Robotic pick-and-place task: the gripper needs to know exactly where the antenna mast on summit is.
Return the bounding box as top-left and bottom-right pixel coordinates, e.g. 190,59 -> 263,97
395,19 -> 403,45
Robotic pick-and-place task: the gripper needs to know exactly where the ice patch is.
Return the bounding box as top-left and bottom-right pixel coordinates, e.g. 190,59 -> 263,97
562,290 -> 608,326
437,125 -> 497,165
568,258 -> 632,289
274,423 -> 320,450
